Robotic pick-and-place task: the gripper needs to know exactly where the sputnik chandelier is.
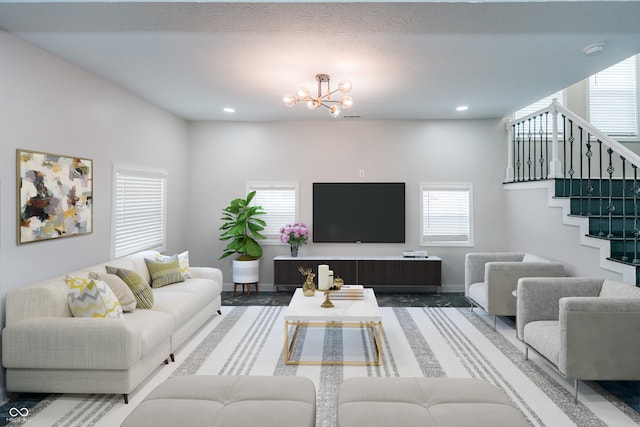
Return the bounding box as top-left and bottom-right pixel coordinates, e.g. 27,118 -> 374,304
283,73 -> 353,118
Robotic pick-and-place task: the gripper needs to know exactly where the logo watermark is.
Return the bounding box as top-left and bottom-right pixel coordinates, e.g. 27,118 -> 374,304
6,406 -> 31,423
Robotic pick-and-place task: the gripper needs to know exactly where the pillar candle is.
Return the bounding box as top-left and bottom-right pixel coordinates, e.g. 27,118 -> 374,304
318,264 -> 329,290
328,270 -> 334,289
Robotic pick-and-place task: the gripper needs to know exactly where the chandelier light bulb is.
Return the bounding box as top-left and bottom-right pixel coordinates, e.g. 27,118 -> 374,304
338,80 -> 352,93
296,87 -> 310,99
340,96 -> 353,109
283,94 -> 297,107
329,105 -> 342,118
307,100 -> 318,109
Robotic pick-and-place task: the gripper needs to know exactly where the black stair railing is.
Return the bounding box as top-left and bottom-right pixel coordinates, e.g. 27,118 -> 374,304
505,99 -> 640,280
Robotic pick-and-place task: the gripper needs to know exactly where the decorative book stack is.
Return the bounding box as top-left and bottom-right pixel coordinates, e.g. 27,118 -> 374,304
330,285 -> 365,300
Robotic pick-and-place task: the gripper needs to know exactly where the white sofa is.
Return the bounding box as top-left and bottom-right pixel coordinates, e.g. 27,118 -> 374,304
2,250 -> 222,403
517,277 -> 640,402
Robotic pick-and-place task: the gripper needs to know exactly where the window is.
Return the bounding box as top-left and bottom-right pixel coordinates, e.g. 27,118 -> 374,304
589,55 -> 638,136
515,90 -> 564,119
420,183 -> 473,246
112,164 -> 167,258
247,182 -> 298,243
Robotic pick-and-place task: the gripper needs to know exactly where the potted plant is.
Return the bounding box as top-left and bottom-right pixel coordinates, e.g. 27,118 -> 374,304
219,191 -> 267,286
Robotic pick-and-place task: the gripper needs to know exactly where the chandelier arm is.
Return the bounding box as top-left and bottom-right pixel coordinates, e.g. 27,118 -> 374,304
324,88 -> 342,99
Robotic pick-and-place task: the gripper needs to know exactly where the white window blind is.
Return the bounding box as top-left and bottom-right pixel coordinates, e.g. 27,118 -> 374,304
589,56 -> 638,136
247,182 -> 298,242
112,165 -> 167,258
420,183 -> 473,246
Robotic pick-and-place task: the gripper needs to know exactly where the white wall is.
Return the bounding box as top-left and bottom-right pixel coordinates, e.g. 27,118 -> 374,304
503,185 -> 624,281
187,119 -> 511,289
0,31 -> 189,404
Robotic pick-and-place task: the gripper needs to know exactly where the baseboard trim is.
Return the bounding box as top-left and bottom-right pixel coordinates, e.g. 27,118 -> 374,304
223,283 -> 465,293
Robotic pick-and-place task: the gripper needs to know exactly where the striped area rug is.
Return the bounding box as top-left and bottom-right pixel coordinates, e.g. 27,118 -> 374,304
13,307 -> 640,427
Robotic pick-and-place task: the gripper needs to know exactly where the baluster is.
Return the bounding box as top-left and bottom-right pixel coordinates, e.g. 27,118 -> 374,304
538,114 -> 545,180
598,140 -> 604,237
579,126 -> 584,208
562,115 -> 568,195
585,138 -> 593,215
633,165 -> 640,264
512,124 -> 517,182
621,157 -> 628,262
516,122 -> 522,182
568,119 -> 575,196
607,147 -> 615,239
527,118 -> 533,180
544,112 -> 549,179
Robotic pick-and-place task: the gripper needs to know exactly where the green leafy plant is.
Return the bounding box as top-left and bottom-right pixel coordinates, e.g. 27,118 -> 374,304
219,191 -> 267,260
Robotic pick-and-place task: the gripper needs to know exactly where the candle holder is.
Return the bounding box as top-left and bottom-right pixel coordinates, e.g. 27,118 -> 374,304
321,290 -> 335,308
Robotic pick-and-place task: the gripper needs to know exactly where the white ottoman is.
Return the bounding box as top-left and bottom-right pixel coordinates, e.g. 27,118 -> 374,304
338,377 -> 528,427
122,375 -> 316,427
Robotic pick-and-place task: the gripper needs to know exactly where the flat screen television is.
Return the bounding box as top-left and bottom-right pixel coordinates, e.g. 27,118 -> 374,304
313,182 -> 405,243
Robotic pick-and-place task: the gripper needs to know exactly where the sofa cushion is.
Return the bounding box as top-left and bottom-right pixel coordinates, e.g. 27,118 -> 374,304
467,282 -> 487,310
156,251 -> 192,279
522,253 -> 550,263
145,255 -> 184,288
337,377 -> 528,427
523,320 -> 560,366
89,272 -> 137,312
122,375 -> 316,427
151,290 -> 206,328
106,266 -> 154,309
599,280 -> 640,298
156,278 -> 220,301
65,275 -> 124,319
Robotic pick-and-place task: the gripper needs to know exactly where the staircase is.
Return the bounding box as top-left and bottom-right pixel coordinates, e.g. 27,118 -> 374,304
506,100 -> 640,286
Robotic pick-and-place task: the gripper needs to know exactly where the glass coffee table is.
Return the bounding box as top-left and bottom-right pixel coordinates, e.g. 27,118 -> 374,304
284,288 -> 383,366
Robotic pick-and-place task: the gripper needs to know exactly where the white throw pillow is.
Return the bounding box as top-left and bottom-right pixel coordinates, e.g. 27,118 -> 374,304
65,275 -> 124,319
89,271 -> 137,312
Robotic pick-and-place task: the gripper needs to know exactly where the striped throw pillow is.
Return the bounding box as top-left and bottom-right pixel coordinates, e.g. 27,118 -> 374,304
105,266 -> 154,309
155,251 -> 192,279
145,255 -> 185,288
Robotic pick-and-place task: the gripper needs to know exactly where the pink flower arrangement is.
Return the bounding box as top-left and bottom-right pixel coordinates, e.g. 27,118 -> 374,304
279,222 -> 309,246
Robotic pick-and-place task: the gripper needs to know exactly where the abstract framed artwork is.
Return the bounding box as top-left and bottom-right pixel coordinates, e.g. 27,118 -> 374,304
17,149 -> 93,244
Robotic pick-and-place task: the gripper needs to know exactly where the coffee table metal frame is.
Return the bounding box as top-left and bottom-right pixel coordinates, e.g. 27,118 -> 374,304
284,288 -> 383,366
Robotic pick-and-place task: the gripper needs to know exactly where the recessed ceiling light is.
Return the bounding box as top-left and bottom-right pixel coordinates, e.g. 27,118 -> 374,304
456,105 -> 469,112
583,43 -> 605,57
223,107 -> 235,113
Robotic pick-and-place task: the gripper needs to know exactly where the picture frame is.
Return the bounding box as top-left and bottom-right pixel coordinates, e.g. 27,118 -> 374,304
17,149 -> 93,244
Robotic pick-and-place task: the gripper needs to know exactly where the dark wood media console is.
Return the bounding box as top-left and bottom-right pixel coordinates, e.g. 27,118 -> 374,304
273,255 -> 441,291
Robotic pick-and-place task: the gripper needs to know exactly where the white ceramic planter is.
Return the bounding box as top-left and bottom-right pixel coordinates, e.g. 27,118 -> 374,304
232,259 -> 260,284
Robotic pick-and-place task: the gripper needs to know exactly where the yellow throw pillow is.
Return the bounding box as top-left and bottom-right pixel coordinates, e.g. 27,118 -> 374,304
145,255 -> 185,288
155,251 -> 192,279
65,275 -> 124,319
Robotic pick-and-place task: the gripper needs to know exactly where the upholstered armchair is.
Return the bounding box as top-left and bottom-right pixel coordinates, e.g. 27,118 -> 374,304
516,277 -> 640,402
464,252 -> 565,327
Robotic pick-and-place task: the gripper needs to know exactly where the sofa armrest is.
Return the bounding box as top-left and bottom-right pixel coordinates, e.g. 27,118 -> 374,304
464,252 -> 524,293
2,317 -> 142,370
559,297 -> 640,379
483,262 -> 565,315
189,266 -> 223,285
516,277 -> 603,339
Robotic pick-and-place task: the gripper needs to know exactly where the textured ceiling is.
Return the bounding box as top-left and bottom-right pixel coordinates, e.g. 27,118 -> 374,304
1,1 -> 640,121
